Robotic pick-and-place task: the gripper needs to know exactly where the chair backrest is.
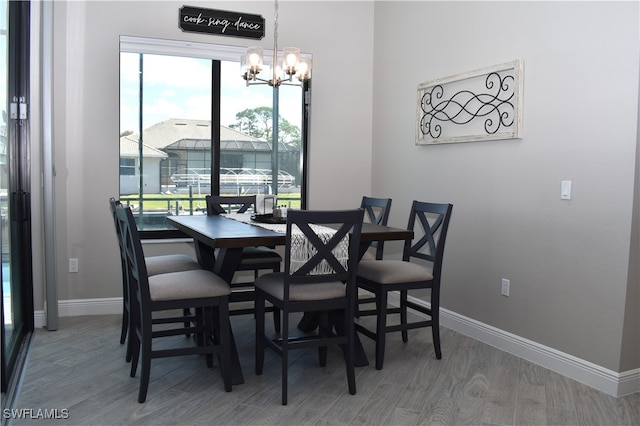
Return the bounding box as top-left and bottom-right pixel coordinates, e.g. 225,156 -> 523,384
404,201 -> 453,281
109,197 -> 124,244
283,209 -> 364,300
109,197 -> 129,286
360,196 -> 392,259
361,196 -> 392,226
109,197 -> 121,229
114,203 -> 152,320
206,195 -> 256,215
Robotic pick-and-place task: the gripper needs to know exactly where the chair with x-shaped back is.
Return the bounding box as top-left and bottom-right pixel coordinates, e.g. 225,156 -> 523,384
355,200 -> 453,370
360,196 -> 393,260
355,196 -> 392,317
115,202 -> 232,402
109,197 -> 201,362
254,208 -> 364,405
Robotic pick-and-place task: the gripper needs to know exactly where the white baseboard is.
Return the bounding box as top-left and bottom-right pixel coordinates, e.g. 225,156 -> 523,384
34,296 -> 639,397
34,310 -> 46,328
390,293 -> 640,398
33,297 -> 123,329
58,297 -> 124,317
440,305 -> 640,397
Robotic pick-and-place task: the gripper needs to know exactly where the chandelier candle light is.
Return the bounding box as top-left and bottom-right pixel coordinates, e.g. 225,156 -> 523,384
241,0 -> 312,88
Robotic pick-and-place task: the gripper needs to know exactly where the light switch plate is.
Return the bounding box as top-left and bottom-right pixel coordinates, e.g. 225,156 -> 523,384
561,180 -> 572,200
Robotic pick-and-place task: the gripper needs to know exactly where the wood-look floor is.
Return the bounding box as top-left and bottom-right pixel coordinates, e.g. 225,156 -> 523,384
9,311 -> 640,426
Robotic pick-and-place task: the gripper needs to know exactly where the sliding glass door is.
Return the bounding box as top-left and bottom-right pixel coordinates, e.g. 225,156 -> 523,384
1,0 -> 33,394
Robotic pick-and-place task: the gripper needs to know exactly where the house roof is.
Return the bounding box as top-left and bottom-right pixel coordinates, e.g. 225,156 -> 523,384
121,118 -> 294,152
120,135 -> 168,158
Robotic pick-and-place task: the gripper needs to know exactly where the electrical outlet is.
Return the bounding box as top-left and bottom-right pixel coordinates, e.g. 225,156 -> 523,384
501,278 -> 510,296
69,258 -> 79,273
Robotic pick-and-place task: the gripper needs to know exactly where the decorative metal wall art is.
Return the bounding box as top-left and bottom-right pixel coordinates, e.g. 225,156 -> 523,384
416,60 -> 523,145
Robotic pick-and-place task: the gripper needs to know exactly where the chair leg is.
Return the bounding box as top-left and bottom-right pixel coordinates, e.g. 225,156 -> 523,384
195,308 -> 205,347
255,292 -> 266,376
271,263 -> 281,334
375,290 -> 388,370
281,314 -> 289,406
432,308 -> 442,359
183,308 -> 192,337
129,304 -> 140,376
120,303 -> 128,344
345,305 -> 356,395
129,330 -> 140,378
272,308 -> 281,334
138,325 -> 152,403
400,290 -> 408,343
125,305 -> 135,362
204,307 -> 214,368
125,323 -> 134,363
281,319 -> 289,405
217,302 -> 232,392
318,311 -> 329,367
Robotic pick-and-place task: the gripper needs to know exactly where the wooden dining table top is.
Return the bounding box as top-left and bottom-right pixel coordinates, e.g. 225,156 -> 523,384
167,214 -> 285,248
166,214 -> 413,248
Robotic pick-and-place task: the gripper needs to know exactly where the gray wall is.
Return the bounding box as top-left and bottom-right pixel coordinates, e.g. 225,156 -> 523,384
371,1 -> 639,372
620,58 -> 640,372
33,0 -> 637,380
42,0 -> 375,303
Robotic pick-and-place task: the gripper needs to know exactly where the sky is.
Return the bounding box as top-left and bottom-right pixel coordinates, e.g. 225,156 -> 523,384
119,52 -> 303,134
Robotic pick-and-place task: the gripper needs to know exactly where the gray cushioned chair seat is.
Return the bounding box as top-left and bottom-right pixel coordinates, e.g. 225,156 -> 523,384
254,272 -> 346,301
149,269 -> 231,301
357,260 -> 433,284
360,251 -> 376,262
145,254 -> 201,276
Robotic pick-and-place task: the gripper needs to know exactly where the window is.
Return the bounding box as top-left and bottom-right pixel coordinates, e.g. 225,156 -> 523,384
119,158 -> 136,176
119,37 -> 309,235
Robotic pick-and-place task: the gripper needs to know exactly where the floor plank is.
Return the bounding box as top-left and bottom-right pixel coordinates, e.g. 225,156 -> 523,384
7,313 -> 639,426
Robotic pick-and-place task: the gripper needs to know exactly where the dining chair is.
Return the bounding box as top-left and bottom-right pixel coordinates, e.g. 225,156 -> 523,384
356,196 -> 392,317
109,198 -> 201,362
355,201 -> 453,370
115,202 -> 232,403
360,196 -> 393,261
254,208 -> 364,405
206,195 -> 282,332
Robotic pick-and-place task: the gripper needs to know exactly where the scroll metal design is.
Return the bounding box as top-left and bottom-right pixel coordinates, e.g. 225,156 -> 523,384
416,61 -> 523,145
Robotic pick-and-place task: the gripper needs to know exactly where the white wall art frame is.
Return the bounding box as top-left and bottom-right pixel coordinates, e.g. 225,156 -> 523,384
416,60 -> 524,145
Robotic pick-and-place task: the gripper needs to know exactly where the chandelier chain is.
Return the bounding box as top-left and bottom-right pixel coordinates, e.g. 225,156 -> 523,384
273,0 -> 278,84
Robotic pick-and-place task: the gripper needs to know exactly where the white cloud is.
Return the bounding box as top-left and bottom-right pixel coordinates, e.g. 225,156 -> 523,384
120,53 -> 304,132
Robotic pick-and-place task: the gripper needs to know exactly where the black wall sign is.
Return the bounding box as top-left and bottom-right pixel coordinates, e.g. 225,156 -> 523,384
179,6 -> 265,39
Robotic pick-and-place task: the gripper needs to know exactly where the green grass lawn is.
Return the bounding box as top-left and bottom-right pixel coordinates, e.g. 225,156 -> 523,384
121,193 -> 302,213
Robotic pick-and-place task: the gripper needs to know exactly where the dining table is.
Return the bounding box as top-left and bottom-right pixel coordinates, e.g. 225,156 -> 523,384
166,213 -> 413,384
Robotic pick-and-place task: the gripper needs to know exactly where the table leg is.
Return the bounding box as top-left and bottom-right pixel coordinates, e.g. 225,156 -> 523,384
297,310 -> 369,367
213,248 -> 244,283
297,312 -> 319,333
194,243 -> 247,384
330,310 -> 369,367
193,240 -> 216,272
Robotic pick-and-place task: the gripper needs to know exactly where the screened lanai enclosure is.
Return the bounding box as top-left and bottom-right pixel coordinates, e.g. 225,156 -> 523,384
120,119 -> 300,196
119,119 -> 302,228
